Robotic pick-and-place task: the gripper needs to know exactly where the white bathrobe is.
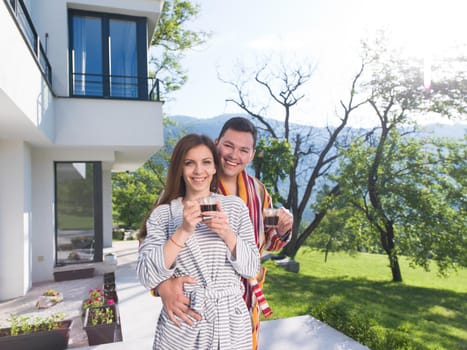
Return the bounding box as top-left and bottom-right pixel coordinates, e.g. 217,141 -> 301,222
137,193 -> 260,350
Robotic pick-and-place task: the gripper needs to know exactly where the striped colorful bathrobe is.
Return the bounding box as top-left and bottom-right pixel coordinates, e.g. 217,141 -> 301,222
137,194 -> 260,350
218,170 -> 291,350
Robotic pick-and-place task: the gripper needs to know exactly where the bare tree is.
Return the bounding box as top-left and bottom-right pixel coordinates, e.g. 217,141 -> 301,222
220,59 -> 368,259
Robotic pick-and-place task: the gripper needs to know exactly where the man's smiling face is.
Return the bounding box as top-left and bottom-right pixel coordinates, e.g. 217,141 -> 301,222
215,129 -> 255,180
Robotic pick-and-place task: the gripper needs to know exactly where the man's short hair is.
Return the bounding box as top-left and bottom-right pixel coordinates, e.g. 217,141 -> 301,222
218,117 -> 258,146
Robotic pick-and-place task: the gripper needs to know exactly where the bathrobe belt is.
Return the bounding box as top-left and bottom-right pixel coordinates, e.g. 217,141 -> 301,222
188,285 -> 241,323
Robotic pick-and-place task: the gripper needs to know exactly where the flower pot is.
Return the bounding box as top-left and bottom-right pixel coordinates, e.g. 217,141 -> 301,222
104,281 -> 116,291
0,320 -> 72,350
104,289 -> 119,304
103,272 -> 115,284
104,253 -> 117,264
53,267 -> 94,282
83,305 -> 120,345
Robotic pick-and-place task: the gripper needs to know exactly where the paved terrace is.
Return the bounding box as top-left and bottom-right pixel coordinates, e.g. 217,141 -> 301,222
0,241 -> 368,350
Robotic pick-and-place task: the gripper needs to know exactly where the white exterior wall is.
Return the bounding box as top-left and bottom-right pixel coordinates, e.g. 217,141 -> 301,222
30,149 -> 56,283
1,0 -> 164,300
0,2 -> 55,144
30,0 -> 70,97
0,141 -> 32,300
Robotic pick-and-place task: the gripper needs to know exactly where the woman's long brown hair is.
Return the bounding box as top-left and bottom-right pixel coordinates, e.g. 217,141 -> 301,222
138,134 -> 219,241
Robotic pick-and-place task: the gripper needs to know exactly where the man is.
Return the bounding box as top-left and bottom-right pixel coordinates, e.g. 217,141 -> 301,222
153,117 -> 293,350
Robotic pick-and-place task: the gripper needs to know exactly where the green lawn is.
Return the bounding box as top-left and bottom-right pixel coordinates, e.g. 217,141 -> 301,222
262,247 -> 467,350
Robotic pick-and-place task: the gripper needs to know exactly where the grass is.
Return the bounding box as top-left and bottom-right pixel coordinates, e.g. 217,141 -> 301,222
58,213 -> 93,230
262,247 -> 467,350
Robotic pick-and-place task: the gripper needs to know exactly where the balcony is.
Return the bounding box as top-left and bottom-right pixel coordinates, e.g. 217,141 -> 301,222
6,0 -> 52,85
71,73 -> 161,102
1,0 -> 164,170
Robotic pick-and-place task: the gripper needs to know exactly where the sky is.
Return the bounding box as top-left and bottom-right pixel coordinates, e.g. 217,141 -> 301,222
162,0 -> 466,127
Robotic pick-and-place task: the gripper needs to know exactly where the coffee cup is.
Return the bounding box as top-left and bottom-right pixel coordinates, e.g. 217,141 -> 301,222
264,208 -> 279,227
199,196 -> 218,220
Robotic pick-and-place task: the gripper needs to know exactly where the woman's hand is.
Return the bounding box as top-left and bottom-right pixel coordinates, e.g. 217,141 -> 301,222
202,201 -> 238,255
180,200 -> 203,237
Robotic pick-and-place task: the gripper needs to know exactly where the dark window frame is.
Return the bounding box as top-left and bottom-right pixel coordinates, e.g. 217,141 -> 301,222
68,9 -> 148,100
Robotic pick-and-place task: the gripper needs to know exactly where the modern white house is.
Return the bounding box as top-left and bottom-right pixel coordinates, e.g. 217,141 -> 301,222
0,0 -> 164,301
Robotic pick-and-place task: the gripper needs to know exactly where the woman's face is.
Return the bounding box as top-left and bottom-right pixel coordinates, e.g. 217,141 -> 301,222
182,144 -> 216,199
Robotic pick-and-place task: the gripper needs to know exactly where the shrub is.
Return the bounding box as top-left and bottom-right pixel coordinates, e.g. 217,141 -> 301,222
112,229 -> 124,240
309,297 -> 424,350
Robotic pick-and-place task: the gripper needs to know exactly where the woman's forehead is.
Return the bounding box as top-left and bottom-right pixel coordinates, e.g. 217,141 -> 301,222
185,144 -> 213,158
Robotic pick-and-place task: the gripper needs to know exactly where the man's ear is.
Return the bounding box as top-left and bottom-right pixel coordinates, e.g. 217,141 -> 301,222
249,149 -> 256,162
214,138 -> 219,146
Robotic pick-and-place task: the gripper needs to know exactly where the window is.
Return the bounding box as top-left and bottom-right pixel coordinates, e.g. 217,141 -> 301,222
69,10 -> 148,99
55,162 -> 103,265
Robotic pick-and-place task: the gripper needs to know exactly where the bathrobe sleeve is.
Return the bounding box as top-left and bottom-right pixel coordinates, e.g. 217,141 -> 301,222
136,204 -> 176,289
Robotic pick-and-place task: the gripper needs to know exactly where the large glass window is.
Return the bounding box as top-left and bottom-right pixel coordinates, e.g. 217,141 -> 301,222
71,15 -> 103,96
69,10 -> 147,99
110,19 -> 138,98
55,162 -> 103,266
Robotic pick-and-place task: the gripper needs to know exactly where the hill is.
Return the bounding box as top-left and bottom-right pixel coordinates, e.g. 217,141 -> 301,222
166,114 -> 466,141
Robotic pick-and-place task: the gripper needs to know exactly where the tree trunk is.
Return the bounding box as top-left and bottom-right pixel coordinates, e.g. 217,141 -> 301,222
388,252 -> 402,282
282,233 -> 299,259
381,221 -> 403,282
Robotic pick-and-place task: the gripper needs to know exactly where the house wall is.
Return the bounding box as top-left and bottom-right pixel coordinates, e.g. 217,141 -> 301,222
31,148 -> 116,283
1,0 -> 164,300
0,141 -> 32,300
30,0 -> 70,97
0,1 -> 55,144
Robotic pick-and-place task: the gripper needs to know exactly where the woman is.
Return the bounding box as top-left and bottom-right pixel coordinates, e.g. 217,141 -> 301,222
137,134 -> 260,350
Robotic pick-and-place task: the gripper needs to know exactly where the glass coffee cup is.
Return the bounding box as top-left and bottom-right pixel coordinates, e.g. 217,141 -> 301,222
199,196 -> 218,220
264,208 -> 279,227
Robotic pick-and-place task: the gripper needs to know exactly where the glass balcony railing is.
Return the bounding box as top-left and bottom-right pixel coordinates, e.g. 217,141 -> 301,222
6,0 -> 52,85
71,73 -> 161,101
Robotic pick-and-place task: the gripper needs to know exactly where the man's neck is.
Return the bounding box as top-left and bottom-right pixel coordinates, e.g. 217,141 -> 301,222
219,174 -> 238,196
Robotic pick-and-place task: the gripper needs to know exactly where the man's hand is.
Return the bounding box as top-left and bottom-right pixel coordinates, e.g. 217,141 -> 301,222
157,276 -> 202,327
277,207 -> 293,236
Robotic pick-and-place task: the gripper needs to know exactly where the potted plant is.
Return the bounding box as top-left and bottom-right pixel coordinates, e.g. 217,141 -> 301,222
81,288 -> 105,319
83,301 -> 119,345
103,285 -> 118,304
103,272 -> 115,284
0,312 -> 72,350
81,289 -> 119,345
103,273 -> 118,303
104,253 -> 117,265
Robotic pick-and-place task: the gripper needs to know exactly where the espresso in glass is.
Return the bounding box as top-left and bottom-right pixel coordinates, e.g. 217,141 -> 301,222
199,196 -> 218,220
264,208 -> 279,227
200,203 -> 217,212
264,215 -> 279,226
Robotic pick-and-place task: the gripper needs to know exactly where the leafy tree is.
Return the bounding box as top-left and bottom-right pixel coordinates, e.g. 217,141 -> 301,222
112,167 -> 163,229
221,59 -> 368,259
328,132 -> 466,280
150,0 -> 209,94
252,138 -> 294,204
324,33 -> 467,281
